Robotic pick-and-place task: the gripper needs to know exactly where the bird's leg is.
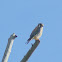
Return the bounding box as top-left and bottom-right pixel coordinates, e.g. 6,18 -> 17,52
36,39 -> 40,42
38,39 -> 40,42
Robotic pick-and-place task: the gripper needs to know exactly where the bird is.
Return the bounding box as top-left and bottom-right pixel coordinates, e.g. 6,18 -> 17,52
26,23 -> 44,44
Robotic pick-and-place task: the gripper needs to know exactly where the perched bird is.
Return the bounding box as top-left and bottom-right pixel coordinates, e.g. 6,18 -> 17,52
26,23 -> 44,44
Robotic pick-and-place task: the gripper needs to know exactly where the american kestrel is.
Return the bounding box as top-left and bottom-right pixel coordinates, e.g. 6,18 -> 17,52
27,23 -> 44,44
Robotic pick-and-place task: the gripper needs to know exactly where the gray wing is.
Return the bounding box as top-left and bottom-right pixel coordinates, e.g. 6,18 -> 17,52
30,27 -> 40,39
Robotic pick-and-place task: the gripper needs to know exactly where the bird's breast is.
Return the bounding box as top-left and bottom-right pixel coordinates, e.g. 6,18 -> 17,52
34,27 -> 43,40
39,27 -> 43,36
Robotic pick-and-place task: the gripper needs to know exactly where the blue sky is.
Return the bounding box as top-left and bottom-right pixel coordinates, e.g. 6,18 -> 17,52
0,0 -> 62,62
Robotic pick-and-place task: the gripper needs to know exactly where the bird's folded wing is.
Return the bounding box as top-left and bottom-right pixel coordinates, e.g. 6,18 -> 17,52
30,26 -> 40,39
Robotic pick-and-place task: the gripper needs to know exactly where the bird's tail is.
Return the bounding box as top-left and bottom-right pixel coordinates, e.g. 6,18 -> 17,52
26,38 -> 31,44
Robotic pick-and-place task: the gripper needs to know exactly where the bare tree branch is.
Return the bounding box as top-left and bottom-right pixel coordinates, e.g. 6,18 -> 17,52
2,33 -> 17,62
21,40 -> 40,62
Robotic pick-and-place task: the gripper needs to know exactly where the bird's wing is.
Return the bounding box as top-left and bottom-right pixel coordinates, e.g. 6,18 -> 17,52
30,26 -> 40,39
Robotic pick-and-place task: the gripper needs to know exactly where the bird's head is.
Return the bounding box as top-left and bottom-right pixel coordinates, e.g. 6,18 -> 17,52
38,23 -> 44,27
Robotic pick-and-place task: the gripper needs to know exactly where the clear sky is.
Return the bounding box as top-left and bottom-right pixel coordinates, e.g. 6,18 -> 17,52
0,0 -> 62,62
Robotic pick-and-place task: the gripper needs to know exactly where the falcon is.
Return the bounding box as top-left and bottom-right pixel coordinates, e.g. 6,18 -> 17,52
27,23 -> 44,44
